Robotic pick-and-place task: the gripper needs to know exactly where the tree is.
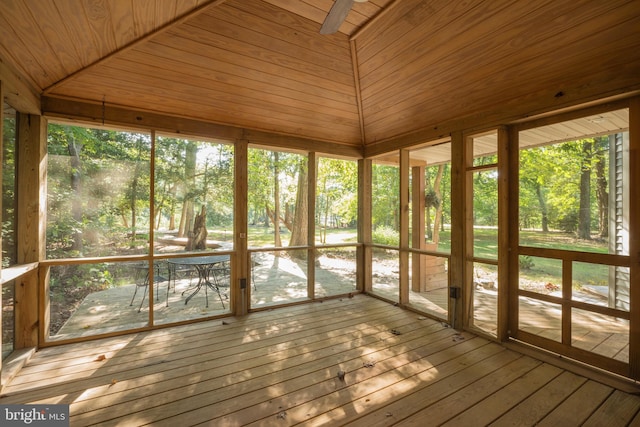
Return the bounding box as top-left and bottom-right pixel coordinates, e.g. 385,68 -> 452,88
425,164 -> 445,243
178,141 -> 198,239
288,157 -> 308,248
372,163 -> 399,231
519,148 -> 554,232
47,124 -> 152,256
273,151 -> 282,248
578,140 -> 593,240
186,205 -> 207,250
2,116 -> 17,266
593,136 -> 609,238
316,157 -> 357,243
67,129 -> 83,251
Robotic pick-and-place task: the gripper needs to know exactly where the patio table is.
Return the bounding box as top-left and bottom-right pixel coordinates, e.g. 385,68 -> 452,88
167,255 -> 230,309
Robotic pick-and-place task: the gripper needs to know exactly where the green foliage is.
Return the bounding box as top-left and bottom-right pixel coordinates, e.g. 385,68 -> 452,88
50,263 -> 113,293
2,117 -> 17,267
47,124 -> 153,257
558,211 -> 578,233
372,225 -> 399,246
155,137 -> 234,232
472,169 -> 498,226
519,136 -> 611,238
247,148 -> 305,246
519,256 -> 535,270
372,163 -> 399,231
316,157 -> 358,243
424,188 -> 440,209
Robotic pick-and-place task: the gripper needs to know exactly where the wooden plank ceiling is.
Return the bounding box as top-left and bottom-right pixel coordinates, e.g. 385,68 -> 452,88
0,0 -> 639,149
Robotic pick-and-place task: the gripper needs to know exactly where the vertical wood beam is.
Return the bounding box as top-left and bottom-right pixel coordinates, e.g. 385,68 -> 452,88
450,131 -> 465,329
358,158 -> 372,293
16,112 -> 46,348
507,126 -> 520,338
462,134 -> 475,330
497,126 -> 510,341
235,139 -> 248,315
308,152 -> 316,299
399,149 -> 409,305
412,166 -> 426,291
0,81 -> 4,378
628,97 -> 640,379
148,130 -> 156,326
349,40 -> 366,144
562,259 -> 572,347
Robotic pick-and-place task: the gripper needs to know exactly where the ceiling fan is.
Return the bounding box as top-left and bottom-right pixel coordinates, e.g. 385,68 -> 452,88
320,0 -> 368,35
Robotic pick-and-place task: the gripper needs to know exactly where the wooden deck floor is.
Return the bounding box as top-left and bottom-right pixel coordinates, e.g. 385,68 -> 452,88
2,295 -> 640,426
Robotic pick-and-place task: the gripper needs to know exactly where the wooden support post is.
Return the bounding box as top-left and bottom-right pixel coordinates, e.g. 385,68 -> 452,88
16,112 -> 46,348
358,159 -> 372,293
148,130 -> 156,326
507,126 -> 520,338
450,131 -> 465,329
0,81 -> 3,380
399,149 -> 409,305
235,139 -> 248,315
497,126 -> 510,341
412,166 -> 426,292
308,152 -> 316,299
628,97 -> 640,379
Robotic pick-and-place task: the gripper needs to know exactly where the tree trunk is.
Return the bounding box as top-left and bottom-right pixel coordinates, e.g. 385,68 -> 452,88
169,203 -> 176,230
186,205 -> 208,251
432,164 -> 444,244
594,137 -> 609,238
578,140 -> 593,240
178,142 -> 198,238
289,158 -> 308,252
273,152 -> 282,248
68,133 -> 83,252
535,182 -> 549,232
319,172 -> 328,244
129,159 -> 142,243
179,199 -> 194,238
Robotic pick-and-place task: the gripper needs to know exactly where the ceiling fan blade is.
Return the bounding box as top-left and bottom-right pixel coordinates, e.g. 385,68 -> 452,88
320,0 -> 355,35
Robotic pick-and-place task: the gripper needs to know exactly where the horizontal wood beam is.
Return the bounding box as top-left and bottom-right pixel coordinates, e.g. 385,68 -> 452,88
0,59 -> 40,115
42,96 -> 362,158
242,129 -> 362,159
42,96 -> 243,140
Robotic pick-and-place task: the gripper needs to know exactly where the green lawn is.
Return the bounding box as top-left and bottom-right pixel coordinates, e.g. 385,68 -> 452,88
241,224 -> 611,287
426,228 -> 610,286
247,225 -> 357,248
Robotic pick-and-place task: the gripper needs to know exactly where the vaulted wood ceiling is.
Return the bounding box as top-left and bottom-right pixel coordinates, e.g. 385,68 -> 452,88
1,0 -> 639,151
